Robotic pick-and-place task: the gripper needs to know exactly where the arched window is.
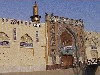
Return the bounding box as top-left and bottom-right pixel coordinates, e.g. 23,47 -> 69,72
0,32 -> 10,46
20,34 -> 33,48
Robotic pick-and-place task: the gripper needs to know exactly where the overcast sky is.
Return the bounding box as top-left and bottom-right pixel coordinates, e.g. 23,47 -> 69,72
0,0 -> 100,32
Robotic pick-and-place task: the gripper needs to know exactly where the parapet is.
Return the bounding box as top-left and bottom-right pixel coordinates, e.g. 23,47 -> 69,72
45,13 -> 84,28
0,18 -> 44,27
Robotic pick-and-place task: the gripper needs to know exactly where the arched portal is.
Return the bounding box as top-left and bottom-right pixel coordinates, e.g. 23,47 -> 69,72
59,29 -> 77,69
60,30 -> 75,55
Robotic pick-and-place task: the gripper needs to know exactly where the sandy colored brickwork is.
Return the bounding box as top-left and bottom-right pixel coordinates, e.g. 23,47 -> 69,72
0,18 -> 46,72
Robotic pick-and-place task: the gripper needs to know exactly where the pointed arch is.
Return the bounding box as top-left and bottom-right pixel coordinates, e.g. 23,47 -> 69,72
20,34 -> 33,48
0,32 -> 10,46
60,31 -> 73,46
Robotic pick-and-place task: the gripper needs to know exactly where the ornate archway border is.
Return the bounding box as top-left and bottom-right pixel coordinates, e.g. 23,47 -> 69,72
57,25 -> 80,65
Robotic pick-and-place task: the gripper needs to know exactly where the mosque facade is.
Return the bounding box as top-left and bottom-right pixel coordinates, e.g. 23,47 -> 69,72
0,2 -> 100,73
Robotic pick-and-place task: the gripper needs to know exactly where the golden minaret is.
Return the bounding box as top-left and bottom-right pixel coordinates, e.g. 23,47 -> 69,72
30,1 -> 41,23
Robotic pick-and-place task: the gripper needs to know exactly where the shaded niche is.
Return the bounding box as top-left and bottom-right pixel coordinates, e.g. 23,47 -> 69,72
0,32 -> 10,46
60,31 -> 74,55
20,34 -> 33,48
60,31 -> 73,46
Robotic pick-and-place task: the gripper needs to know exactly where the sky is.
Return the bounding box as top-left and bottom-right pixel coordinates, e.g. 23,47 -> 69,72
0,0 -> 100,32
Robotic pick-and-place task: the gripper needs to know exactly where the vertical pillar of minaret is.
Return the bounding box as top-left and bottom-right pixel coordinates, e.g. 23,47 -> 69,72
33,2 -> 38,16
30,1 -> 41,23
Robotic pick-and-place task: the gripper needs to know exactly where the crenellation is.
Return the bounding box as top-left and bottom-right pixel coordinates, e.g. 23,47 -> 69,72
45,14 -> 84,28
0,18 -> 42,28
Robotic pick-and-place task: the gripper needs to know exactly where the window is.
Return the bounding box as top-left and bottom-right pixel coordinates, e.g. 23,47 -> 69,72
36,31 -> 38,37
36,38 -> 39,42
29,22 -> 31,25
20,34 -> 33,48
21,21 -> 23,24
33,24 -> 37,27
85,38 -> 88,40
10,19 -> 17,24
2,18 -> 4,22
25,22 -> 27,25
20,42 -> 33,47
13,28 -> 16,40
91,45 -> 97,49
36,31 -> 39,42
0,41 -> 9,46
17,21 -> 19,25
6,19 -> 8,22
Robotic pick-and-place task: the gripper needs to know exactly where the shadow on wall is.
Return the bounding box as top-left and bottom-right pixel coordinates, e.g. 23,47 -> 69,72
83,65 -> 98,75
